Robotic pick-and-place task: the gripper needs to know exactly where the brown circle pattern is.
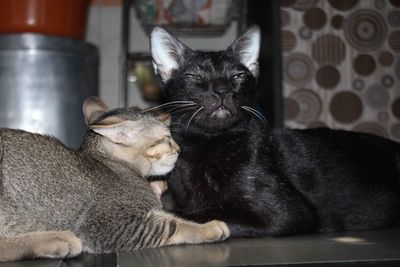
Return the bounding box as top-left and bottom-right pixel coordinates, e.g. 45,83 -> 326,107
290,89 -> 322,123
395,59 -> 400,81
284,98 -> 300,120
381,75 -> 394,88
312,34 -> 346,65
328,0 -> 359,10
390,123 -> 400,140
316,65 -> 340,89
364,85 -> 390,110
304,8 -> 327,30
353,54 -> 376,76
352,78 -> 365,91
388,11 -> 400,28
331,15 -> 344,30
344,9 -> 387,52
330,92 -> 363,123
353,123 -> 388,138
284,53 -> 315,86
282,31 -> 297,52
293,0 -> 318,10
389,31 -> 400,52
378,51 -> 394,67
282,1 -> 400,134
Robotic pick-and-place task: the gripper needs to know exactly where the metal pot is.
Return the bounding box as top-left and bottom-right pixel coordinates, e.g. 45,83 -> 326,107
0,34 -> 98,148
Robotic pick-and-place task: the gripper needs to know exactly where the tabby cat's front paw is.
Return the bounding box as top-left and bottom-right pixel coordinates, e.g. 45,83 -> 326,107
202,220 -> 230,242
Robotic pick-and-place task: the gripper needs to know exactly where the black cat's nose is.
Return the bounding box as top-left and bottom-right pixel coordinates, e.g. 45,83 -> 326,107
212,79 -> 230,97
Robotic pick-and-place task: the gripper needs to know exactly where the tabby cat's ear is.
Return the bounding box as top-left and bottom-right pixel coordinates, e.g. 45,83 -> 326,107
83,97 -> 110,125
150,27 -> 190,82
156,113 -> 171,126
90,118 -> 144,145
227,25 -> 261,78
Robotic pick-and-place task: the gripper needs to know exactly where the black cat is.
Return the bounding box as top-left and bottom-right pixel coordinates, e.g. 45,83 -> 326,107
150,26 -> 400,238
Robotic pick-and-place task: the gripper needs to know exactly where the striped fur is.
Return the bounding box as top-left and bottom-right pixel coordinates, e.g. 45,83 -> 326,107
0,98 -> 229,262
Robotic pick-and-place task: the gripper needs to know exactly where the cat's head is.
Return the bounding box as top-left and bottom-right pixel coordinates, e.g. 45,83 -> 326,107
82,97 -> 180,177
150,26 -> 261,134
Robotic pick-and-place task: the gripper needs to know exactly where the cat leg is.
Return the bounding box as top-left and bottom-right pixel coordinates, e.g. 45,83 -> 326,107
148,210 -> 230,246
75,206 -> 229,252
0,230 -> 82,262
149,180 -> 168,202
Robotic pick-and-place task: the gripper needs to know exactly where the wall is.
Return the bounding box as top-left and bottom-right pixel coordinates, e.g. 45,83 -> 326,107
282,0 -> 400,141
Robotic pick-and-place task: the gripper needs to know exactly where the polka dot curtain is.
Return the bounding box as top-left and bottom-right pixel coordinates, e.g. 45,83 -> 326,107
282,0 -> 400,141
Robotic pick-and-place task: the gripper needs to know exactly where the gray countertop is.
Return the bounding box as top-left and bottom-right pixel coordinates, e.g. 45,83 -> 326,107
3,228 -> 400,267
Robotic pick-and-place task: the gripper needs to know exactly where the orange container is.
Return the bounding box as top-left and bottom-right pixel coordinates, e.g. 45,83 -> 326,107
0,0 -> 90,39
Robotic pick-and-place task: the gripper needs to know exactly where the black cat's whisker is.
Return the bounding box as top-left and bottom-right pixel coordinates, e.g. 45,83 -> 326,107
169,122 -> 187,134
141,101 -> 195,113
241,106 -> 268,126
185,107 -> 204,134
168,120 -> 186,125
241,106 -> 269,127
169,128 -> 186,134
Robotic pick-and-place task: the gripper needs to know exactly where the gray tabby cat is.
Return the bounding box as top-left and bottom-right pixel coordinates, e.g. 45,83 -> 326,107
0,97 -> 229,262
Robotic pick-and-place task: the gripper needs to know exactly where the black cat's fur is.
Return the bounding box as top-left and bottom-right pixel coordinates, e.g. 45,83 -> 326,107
150,26 -> 400,238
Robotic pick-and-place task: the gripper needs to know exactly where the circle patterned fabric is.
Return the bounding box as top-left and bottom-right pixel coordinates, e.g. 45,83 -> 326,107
282,0 -> 400,141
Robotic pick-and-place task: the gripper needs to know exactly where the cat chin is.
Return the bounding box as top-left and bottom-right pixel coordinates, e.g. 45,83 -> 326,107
148,164 -> 176,176
148,155 -> 178,176
191,116 -> 245,133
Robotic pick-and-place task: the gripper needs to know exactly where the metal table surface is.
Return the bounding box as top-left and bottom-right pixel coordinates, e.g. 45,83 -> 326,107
2,228 -> 400,267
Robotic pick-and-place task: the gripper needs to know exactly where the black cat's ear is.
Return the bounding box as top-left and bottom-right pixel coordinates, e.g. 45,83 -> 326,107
227,25 -> 261,77
150,27 -> 190,82
83,96 -> 110,125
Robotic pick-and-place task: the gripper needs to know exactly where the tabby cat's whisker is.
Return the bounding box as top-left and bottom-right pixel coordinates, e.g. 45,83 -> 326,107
164,104 -> 197,114
241,106 -> 269,127
168,106 -> 197,116
141,101 -> 195,113
154,106 -> 197,122
185,107 -> 204,134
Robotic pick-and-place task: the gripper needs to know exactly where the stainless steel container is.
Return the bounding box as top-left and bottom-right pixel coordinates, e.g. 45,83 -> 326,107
0,34 -> 98,148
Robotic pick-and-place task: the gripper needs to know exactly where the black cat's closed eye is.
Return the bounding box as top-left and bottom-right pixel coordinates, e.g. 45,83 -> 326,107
232,72 -> 247,80
184,73 -> 202,81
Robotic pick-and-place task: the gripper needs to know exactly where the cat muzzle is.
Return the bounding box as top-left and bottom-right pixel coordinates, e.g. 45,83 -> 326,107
210,106 -> 232,119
